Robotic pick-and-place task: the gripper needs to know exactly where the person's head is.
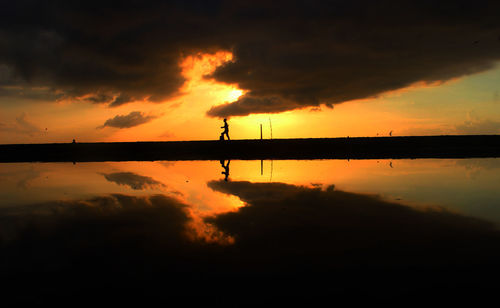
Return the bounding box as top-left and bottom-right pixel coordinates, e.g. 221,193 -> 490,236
223,118 -> 227,122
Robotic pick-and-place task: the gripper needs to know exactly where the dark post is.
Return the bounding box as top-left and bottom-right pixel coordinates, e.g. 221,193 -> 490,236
260,124 -> 263,140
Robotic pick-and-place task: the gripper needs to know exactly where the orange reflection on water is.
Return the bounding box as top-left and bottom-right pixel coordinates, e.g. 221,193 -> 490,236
2,158 -> 500,245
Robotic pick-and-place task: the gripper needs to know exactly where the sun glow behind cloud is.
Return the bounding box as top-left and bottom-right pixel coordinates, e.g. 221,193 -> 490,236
2,52 -> 500,144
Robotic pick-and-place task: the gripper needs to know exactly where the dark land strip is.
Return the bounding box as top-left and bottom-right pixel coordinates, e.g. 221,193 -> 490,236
1,135 -> 500,163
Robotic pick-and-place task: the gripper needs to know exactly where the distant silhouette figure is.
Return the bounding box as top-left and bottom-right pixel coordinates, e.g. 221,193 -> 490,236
389,130 -> 393,137
220,159 -> 230,181
72,139 -> 76,143
220,118 -> 230,140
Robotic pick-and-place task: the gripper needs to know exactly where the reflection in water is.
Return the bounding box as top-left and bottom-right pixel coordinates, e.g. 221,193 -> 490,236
207,180 -> 499,270
1,159 -> 500,302
101,171 -> 166,190
219,159 -> 230,181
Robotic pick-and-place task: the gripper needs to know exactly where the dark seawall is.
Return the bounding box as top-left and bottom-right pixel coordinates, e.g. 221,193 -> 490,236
1,135 -> 500,162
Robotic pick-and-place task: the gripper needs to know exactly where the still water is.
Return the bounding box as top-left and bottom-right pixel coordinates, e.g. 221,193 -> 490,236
1,158 -> 500,302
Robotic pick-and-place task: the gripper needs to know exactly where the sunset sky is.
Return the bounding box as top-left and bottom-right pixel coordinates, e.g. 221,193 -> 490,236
1,1 -> 500,144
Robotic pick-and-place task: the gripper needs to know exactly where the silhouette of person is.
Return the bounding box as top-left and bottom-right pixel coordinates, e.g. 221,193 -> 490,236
220,159 -> 230,181
221,118 -> 230,140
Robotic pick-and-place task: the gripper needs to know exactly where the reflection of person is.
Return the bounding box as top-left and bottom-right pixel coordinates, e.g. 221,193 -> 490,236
220,159 -> 230,181
220,118 -> 230,140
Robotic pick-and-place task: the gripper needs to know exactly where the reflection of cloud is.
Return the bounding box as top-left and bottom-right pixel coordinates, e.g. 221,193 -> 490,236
456,158 -> 500,170
98,111 -> 158,129
16,167 -> 41,189
0,165 -> 41,188
158,161 -> 176,169
207,180 -> 500,270
0,193 -> 232,301
0,194 -> 189,238
3,182 -> 500,301
101,172 -> 165,190
0,194 -> 193,273
455,158 -> 500,179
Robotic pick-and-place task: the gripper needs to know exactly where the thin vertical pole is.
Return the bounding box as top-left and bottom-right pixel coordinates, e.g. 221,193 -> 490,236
261,159 -> 263,175
270,160 -> 273,182
260,124 -> 263,140
269,118 -> 273,139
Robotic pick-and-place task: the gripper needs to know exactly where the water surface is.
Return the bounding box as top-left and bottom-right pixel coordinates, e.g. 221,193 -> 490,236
1,158 -> 500,302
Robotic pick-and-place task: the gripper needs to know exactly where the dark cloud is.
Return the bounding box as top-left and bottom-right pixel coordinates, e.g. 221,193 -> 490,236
205,1 -> 500,116
98,111 -> 158,129
83,93 -> 114,104
206,95 -> 302,117
0,86 -> 60,103
1,1 -> 500,116
101,171 -> 165,190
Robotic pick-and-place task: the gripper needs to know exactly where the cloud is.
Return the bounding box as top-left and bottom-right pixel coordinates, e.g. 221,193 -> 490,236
455,111 -> 500,134
98,111 -> 158,129
206,95 -> 302,117
0,1 -> 500,116
0,86 -> 60,103
205,1 -> 500,116
101,171 -> 165,190
83,93 -> 114,104
0,112 -> 42,136
455,119 -> 500,134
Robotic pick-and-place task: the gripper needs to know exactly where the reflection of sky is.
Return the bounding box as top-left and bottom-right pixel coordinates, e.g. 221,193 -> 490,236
2,158 -> 500,301
1,158 -> 500,225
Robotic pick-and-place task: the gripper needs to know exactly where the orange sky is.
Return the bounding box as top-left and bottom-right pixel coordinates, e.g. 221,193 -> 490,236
1,52 -> 500,144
